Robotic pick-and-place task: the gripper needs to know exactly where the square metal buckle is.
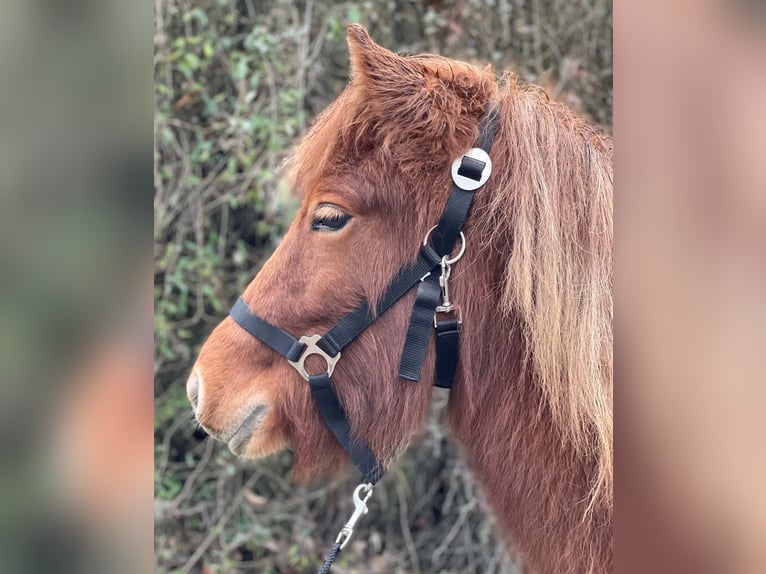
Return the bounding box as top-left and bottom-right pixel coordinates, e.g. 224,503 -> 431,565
434,305 -> 463,328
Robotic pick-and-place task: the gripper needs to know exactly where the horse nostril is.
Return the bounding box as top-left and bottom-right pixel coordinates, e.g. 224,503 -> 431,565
186,370 -> 200,410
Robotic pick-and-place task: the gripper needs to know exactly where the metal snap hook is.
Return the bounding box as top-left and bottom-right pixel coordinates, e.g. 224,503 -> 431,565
335,483 -> 374,550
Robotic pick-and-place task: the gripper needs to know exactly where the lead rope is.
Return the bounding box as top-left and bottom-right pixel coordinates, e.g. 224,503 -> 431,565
316,543 -> 341,574
316,483 -> 374,574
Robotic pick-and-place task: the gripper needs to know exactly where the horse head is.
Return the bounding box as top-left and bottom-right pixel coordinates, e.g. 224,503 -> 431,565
188,25 -> 496,479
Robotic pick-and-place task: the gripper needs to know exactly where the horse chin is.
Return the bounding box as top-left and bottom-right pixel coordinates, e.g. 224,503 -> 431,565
229,424 -> 288,459
234,435 -> 288,459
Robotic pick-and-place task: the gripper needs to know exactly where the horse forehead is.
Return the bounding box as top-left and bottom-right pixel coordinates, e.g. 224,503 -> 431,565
299,168 -> 389,212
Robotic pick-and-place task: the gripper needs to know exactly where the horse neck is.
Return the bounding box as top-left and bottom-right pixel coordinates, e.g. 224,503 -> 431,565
445,229 -> 612,574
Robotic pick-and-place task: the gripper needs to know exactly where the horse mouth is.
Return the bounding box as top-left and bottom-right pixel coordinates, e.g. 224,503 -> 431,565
228,404 -> 270,455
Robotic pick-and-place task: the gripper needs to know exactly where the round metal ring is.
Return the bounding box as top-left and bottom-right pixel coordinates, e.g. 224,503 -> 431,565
422,226 -> 466,265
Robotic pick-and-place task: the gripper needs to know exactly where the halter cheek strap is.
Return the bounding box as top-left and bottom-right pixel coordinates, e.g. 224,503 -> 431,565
229,103 -> 500,485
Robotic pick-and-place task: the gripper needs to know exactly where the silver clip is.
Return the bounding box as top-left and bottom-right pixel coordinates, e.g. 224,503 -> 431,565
434,256 -> 464,327
334,483 -> 374,550
436,257 -> 453,312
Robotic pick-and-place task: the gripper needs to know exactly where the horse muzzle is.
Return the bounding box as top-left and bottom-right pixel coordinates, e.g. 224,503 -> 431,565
186,369 -> 278,456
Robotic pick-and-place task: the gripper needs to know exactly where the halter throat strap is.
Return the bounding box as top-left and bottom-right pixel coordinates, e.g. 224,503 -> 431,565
229,103 -> 500,484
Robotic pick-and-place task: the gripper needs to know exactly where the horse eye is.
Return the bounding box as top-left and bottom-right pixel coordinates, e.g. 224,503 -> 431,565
310,212 -> 351,231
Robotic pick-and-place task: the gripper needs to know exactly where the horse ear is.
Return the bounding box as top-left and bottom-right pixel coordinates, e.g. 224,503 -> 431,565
346,24 -> 495,149
346,24 -> 423,89
346,23 -> 494,106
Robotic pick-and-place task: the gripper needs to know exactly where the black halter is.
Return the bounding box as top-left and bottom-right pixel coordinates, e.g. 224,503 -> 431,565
229,103 -> 500,485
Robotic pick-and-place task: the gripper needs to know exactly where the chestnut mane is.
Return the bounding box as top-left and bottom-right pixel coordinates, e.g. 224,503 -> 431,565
276,26 -> 612,572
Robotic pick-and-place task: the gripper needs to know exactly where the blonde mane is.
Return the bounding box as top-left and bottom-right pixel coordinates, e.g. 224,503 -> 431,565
489,76 -> 613,510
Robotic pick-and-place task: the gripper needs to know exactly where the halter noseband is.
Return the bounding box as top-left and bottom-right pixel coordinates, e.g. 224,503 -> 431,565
229,103 -> 500,485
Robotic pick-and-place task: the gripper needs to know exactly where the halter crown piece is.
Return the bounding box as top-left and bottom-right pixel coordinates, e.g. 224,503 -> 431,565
229,103 -> 500,572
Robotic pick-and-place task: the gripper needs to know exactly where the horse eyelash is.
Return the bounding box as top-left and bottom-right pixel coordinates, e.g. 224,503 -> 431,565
310,212 -> 351,231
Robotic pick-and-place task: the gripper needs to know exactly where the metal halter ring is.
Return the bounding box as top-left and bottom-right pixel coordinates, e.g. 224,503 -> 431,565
422,226 -> 466,265
287,334 -> 340,381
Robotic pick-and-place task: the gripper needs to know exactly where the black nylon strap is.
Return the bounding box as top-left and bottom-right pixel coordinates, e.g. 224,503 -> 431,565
477,101 -> 500,152
308,373 -> 384,484
429,102 -> 499,256
430,183 -> 474,255
399,185 -> 465,379
400,103 -> 500,381
230,297 -> 306,362
317,244 -> 441,357
434,318 -> 461,389
398,274 -> 442,381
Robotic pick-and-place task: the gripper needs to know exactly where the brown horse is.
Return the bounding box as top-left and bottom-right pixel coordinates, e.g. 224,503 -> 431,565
188,25 -> 612,574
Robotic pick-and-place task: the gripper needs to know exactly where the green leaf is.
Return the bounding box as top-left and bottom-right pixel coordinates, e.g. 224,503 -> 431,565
184,52 -> 200,70
202,40 -> 214,59
232,56 -> 249,81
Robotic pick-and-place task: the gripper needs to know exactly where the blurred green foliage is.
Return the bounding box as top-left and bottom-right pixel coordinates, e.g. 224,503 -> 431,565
155,1 -> 303,373
155,1 -> 611,572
